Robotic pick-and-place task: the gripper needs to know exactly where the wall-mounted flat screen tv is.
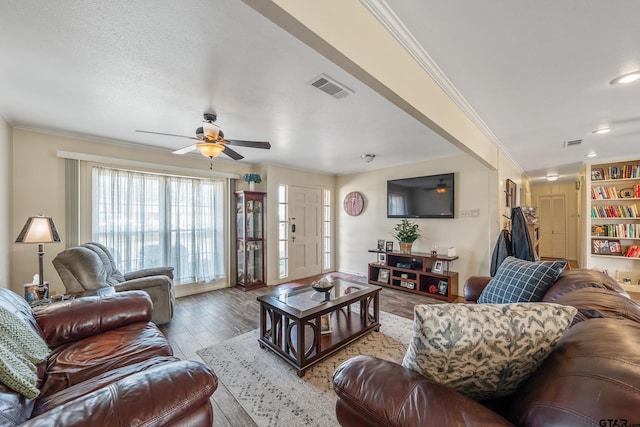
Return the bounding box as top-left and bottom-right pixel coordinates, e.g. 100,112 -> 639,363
387,173 -> 455,218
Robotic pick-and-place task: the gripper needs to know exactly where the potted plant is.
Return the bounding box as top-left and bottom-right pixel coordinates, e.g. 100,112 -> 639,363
243,173 -> 262,190
391,219 -> 421,253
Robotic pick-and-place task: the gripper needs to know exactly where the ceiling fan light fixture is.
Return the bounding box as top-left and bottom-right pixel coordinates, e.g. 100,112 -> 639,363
196,142 -> 225,158
203,122 -> 220,140
610,71 -> 640,85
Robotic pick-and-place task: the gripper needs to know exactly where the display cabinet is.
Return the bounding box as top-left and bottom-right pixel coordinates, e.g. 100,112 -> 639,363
235,191 -> 266,291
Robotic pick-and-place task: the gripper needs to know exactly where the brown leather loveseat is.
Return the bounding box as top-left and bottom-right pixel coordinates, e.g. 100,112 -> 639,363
332,269 -> 640,426
0,287 -> 217,426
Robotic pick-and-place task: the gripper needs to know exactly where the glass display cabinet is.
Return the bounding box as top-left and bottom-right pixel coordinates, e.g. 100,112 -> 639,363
235,191 -> 266,291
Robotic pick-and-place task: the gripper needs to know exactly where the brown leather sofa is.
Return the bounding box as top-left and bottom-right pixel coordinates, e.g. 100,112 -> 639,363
0,288 -> 217,426
333,269 -> 640,426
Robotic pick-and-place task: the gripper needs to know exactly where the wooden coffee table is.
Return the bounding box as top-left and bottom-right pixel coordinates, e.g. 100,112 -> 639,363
257,279 -> 381,377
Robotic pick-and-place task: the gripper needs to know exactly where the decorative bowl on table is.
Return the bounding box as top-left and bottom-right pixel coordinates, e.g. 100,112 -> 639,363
311,278 -> 334,293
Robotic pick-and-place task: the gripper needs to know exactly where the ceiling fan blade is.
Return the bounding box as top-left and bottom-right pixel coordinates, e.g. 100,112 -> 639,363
220,145 -> 244,160
225,139 -> 271,149
172,144 -> 198,155
136,130 -> 199,141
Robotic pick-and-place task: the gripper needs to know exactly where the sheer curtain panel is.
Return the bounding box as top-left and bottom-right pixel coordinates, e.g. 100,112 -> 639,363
92,167 -> 225,285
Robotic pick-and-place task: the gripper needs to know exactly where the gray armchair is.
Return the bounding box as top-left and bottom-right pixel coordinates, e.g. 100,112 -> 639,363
52,242 -> 175,324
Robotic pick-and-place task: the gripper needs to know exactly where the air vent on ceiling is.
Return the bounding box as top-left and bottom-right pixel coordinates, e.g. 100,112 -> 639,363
564,139 -> 582,147
310,74 -> 354,99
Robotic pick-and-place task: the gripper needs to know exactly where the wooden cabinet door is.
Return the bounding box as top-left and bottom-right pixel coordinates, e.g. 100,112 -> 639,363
539,195 -> 566,258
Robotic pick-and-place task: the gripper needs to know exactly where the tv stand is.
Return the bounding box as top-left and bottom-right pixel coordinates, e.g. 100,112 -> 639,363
367,250 -> 458,302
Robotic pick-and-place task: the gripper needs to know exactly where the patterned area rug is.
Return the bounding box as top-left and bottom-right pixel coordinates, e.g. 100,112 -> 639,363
197,311 -> 414,427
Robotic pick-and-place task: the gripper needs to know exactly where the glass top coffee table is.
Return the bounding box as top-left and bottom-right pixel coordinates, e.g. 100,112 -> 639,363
257,278 -> 381,377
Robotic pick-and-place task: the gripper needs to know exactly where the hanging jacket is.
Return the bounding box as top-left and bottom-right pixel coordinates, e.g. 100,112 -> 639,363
511,206 -> 536,262
490,229 -> 512,276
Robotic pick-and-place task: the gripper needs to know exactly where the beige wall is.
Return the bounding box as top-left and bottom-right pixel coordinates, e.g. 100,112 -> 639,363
336,153 -> 495,296
531,182 -> 580,261
11,128 -> 254,296
0,116 -> 11,289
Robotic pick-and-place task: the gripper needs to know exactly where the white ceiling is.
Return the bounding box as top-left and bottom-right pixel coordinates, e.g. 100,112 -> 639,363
1,1 -> 639,180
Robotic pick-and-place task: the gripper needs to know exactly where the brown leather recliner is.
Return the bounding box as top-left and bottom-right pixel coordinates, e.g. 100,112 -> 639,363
0,288 -> 217,426
333,269 -> 640,426
53,242 -> 175,324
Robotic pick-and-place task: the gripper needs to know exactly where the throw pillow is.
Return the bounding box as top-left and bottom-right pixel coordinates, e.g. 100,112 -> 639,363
478,256 -> 566,304
402,303 -> 577,400
0,306 -> 51,399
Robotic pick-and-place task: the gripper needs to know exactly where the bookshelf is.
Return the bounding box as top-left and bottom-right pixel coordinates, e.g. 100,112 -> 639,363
587,160 -> 640,288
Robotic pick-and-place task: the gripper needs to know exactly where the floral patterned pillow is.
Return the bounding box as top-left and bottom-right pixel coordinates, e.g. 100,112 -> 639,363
402,303 -> 577,400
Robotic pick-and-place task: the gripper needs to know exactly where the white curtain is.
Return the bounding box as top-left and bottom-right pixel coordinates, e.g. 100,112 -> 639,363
92,167 -> 225,284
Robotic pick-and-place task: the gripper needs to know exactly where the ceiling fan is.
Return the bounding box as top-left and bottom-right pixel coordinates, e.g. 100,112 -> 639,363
424,179 -> 450,193
136,113 -> 271,162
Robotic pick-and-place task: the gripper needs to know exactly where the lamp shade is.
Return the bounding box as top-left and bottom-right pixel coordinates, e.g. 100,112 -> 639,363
196,142 -> 225,159
15,215 -> 61,244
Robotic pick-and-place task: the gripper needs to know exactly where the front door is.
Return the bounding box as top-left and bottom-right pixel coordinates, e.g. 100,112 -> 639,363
288,186 -> 322,280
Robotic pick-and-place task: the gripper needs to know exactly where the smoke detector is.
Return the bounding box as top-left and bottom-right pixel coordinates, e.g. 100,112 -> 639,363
310,74 -> 354,99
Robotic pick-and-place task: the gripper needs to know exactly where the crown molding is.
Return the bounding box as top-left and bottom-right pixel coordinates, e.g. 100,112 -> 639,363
359,0 -> 522,172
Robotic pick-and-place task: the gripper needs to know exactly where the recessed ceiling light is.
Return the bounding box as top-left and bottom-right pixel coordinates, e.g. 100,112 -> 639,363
592,127 -> 612,134
585,152 -> 598,158
610,71 -> 640,85
546,173 -> 559,181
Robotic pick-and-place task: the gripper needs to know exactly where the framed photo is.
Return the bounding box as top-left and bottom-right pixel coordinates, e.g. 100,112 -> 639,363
506,179 -> 517,208
320,314 -> 332,335
385,241 -> 394,252
591,168 -> 605,181
432,260 -> 444,274
437,280 -> 448,295
377,268 -> 390,283
377,239 -> 385,251
592,239 -> 622,255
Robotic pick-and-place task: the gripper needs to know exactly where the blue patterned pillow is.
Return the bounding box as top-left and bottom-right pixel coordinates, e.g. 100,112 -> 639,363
478,256 -> 566,304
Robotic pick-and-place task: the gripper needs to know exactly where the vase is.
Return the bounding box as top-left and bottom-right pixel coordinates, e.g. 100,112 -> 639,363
400,242 -> 412,253
249,181 -> 255,191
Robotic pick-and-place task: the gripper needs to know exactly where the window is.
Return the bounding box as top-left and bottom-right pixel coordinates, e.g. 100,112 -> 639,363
323,189 -> 332,270
278,184 -> 288,278
92,167 -> 225,285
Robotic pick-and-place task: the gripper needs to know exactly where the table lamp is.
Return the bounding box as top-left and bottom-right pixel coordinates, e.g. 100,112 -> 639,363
15,214 -> 61,296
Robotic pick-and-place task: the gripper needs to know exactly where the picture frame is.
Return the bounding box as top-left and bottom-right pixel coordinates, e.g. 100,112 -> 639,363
377,239 -> 385,251
385,241 -> 394,252
437,280 -> 448,295
591,239 -> 622,255
432,260 -> 444,274
377,268 -> 390,283
591,168 -> 605,181
320,314 -> 332,335
506,179 -> 517,208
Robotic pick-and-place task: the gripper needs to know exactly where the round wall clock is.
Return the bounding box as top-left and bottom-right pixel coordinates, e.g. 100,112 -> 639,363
344,191 -> 364,216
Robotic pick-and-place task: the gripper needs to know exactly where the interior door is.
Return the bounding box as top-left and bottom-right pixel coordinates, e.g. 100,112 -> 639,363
538,195 -> 567,258
288,186 -> 322,280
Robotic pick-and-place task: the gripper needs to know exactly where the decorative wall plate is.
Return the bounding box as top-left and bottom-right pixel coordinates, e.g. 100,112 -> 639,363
343,191 -> 364,216
619,188 -> 634,198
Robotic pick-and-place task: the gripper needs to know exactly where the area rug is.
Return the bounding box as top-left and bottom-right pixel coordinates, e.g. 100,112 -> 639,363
197,311 -> 414,427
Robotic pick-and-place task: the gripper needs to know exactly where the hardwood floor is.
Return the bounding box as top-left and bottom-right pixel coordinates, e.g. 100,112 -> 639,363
159,272 -> 453,427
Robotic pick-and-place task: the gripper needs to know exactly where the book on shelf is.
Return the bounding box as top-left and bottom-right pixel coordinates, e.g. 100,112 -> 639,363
601,164 -> 640,180
626,245 -> 640,258
591,204 -> 639,218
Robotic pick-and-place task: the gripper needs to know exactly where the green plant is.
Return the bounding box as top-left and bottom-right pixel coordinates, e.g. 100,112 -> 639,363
243,173 -> 262,184
391,219 -> 421,243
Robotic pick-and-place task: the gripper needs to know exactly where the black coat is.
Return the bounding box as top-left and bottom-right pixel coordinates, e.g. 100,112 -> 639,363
511,206 -> 536,262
